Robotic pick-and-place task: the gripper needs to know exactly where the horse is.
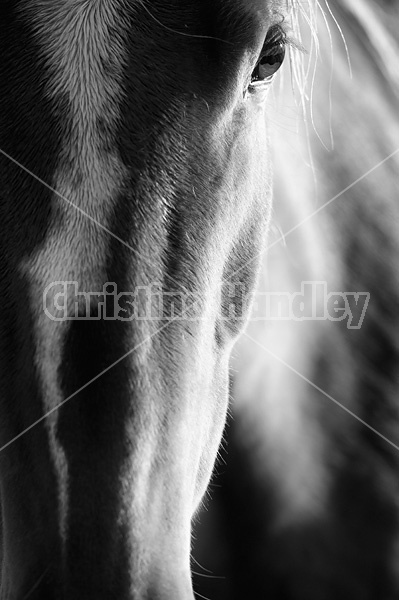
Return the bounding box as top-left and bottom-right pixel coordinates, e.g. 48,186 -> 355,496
193,1 -> 399,598
1,1 -> 398,600
0,1 -> 305,598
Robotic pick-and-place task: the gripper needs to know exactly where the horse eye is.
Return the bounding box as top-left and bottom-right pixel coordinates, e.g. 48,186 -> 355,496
251,43 -> 286,84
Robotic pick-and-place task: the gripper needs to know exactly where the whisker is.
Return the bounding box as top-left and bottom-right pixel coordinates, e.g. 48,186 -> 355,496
192,571 -> 226,580
22,569 -> 49,600
194,592 -> 213,600
191,556 -> 214,574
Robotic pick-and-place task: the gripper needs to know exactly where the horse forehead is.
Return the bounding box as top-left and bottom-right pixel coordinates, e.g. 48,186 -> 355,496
224,0 -> 288,17
210,0 -> 291,46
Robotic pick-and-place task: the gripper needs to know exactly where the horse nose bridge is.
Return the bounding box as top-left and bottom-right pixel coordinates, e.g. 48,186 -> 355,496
0,285 -> 205,594
145,576 -> 195,600
123,498 -> 196,600
43,307 -> 209,586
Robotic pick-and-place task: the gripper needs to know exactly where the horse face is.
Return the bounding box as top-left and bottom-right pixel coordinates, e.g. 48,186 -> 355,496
113,0 -> 279,586
0,1 -> 286,598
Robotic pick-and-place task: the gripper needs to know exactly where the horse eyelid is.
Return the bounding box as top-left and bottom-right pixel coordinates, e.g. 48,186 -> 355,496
264,22 -> 305,56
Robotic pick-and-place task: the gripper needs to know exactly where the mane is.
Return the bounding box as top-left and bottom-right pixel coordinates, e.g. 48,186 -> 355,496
264,0 -> 399,485
335,0 -> 399,97
285,0 -> 399,131
226,0 -> 399,585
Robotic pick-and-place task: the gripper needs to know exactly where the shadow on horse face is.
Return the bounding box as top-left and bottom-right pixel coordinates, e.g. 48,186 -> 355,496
0,1 -> 287,598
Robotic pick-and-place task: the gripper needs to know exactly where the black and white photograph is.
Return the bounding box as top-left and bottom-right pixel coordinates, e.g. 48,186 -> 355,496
0,1 -> 398,598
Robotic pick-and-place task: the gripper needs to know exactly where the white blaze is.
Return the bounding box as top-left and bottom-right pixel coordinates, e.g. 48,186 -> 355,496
22,0 -> 129,550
